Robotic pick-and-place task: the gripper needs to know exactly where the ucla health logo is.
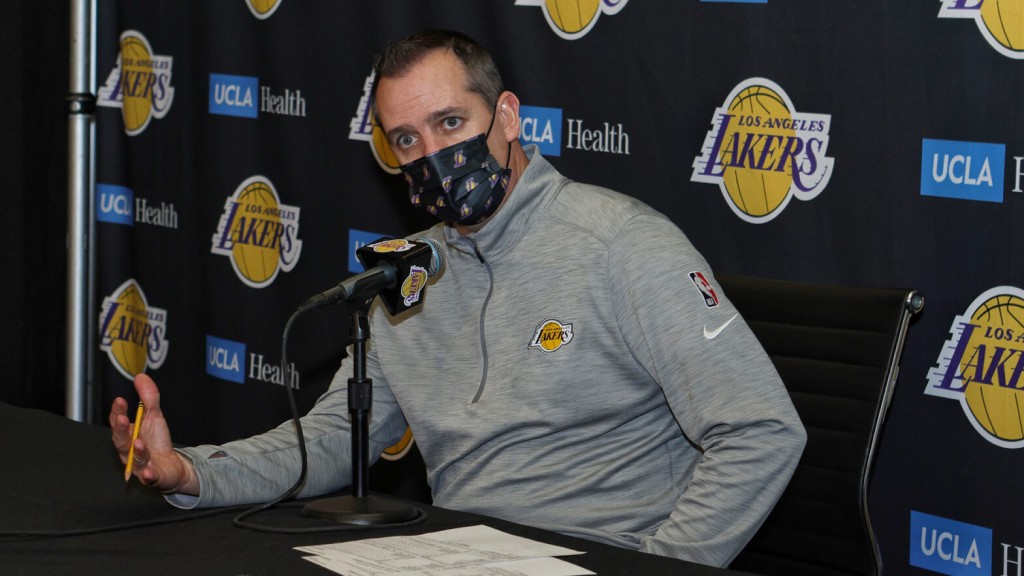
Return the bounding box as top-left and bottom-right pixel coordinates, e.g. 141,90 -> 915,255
245,0 -> 283,19
97,183 -> 179,229
210,74 -> 259,118
98,279 -> 169,380
939,0 -> 1024,59
515,0 -> 629,40
910,511 -> 991,576
209,73 -> 306,119
97,184 -> 133,226
926,286 -> 1024,448
519,105 -> 563,157
921,138 -> 1005,203
691,78 -> 833,224
207,335 -> 245,384
97,30 -> 174,136
206,335 -> 299,387
211,176 -> 302,288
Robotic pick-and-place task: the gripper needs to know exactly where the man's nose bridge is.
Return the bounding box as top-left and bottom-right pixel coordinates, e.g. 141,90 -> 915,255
421,132 -> 443,157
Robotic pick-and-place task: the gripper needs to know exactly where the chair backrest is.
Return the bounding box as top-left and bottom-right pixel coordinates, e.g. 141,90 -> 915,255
719,274 -> 923,576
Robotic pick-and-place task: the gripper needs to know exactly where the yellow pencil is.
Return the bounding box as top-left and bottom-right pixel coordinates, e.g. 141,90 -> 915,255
123,401 -> 145,482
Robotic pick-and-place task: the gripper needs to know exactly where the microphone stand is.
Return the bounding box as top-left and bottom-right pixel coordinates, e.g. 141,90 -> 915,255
301,296 -> 419,524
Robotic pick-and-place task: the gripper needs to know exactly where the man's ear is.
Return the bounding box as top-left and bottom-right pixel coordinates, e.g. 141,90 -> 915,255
497,91 -> 521,143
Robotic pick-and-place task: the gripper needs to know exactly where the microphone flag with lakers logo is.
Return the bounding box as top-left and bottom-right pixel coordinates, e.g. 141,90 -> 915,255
300,237 -> 445,315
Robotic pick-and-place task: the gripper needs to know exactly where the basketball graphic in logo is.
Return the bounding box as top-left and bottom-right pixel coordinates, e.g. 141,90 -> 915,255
961,293 -> 1024,441
233,181 -> 283,286
529,319 -> 575,353
97,31 -> 175,136
119,35 -> 153,134
927,286 -> 1024,448
245,0 -> 284,19
720,85 -> 796,220
939,0 -> 1024,59
98,279 -> 169,380
381,427 -> 415,461
980,0 -> 1024,51
515,0 -> 628,40
211,176 -> 303,288
691,77 -> 833,224
545,0 -> 601,35
108,282 -> 148,377
371,116 -> 402,174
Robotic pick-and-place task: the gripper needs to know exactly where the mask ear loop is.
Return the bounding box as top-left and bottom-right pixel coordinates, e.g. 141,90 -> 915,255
484,103 -> 512,171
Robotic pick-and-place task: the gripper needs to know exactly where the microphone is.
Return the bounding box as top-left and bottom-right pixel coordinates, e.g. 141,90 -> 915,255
299,237 -> 445,314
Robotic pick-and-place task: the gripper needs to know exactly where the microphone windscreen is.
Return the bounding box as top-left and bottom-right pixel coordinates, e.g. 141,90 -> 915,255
417,237 -> 446,277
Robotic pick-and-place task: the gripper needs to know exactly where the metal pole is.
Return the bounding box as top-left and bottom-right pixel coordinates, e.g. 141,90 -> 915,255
65,0 -> 96,422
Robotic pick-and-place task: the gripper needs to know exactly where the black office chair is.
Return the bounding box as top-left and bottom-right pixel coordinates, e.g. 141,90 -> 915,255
719,274 -> 923,576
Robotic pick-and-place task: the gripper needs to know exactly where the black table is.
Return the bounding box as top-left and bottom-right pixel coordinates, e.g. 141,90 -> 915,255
0,402 -> 754,575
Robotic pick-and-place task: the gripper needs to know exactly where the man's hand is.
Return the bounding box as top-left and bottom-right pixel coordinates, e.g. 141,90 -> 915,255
110,373 -> 198,495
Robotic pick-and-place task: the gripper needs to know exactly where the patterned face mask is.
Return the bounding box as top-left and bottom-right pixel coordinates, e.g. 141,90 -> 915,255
400,113 -> 511,226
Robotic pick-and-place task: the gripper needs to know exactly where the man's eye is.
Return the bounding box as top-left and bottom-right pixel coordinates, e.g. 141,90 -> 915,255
443,117 -> 461,130
396,134 -> 416,148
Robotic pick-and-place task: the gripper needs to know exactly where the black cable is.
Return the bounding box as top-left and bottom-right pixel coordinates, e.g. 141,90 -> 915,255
229,304 -> 427,534
228,308 -> 308,532
0,506 -> 248,539
2,302 -> 427,540
1,297 -> 423,537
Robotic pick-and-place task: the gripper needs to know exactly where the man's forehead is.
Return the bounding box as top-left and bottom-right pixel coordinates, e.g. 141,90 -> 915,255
375,57 -> 486,129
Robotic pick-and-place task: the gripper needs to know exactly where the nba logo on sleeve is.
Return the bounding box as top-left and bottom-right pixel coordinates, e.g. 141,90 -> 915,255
689,271 -> 719,308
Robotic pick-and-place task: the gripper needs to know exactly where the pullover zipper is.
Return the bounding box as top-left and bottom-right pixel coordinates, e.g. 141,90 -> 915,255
470,243 -> 493,404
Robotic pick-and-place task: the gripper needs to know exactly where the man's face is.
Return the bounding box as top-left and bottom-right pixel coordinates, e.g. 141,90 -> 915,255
376,50 -> 501,167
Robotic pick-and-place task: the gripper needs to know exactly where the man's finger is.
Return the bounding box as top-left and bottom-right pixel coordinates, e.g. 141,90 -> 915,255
133,373 -> 161,412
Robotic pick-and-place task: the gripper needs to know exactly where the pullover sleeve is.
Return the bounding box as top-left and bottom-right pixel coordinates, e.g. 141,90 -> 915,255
166,342 -> 409,509
608,214 -> 806,567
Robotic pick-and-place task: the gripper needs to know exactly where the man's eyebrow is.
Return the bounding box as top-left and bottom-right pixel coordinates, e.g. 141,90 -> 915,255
385,106 -> 469,142
426,106 -> 466,123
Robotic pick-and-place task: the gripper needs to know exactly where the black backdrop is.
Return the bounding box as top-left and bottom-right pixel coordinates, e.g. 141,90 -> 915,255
8,2 -> 1024,575
2,0 -> 70,414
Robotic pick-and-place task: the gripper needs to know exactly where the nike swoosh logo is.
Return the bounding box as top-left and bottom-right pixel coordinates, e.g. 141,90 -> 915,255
703,313 -> 738,340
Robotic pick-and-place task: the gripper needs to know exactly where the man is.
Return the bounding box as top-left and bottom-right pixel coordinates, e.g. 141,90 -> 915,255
111,29 -> 805,568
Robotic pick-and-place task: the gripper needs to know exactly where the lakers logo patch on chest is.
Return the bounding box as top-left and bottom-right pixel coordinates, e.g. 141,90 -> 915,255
529,319 -> 575,353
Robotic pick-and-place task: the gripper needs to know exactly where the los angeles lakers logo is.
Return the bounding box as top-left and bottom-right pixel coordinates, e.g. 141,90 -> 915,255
380,427 -> 416,461
369,238 -> 415,253
245,0 -> 284,19
98,279 -> 169,380
691,78 -> 833,224
530,319 -> 575,353
211,176 -> 303,288
939,0 -> 1024,59
515,0 -> 630,40
349,71 -> 403,175
926,286 -> 1024,448
97,30 -> 175,136
401,266 -> 429,306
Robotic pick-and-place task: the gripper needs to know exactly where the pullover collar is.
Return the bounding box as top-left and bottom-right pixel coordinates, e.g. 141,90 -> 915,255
444,145 -> 564,260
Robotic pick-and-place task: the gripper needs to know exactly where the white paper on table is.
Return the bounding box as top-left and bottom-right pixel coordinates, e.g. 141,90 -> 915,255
294,525 -> 589,576
302,554 -> 595,576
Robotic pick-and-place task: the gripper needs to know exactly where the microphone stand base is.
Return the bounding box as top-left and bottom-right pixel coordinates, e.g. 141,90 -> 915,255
301,494 -> 420,525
